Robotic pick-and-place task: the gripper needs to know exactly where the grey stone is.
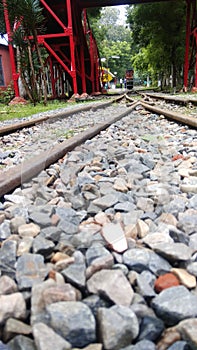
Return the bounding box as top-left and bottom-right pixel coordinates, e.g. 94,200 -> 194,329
167,341 -> 190,350
32,322 -> 71,350
61,251 -> 86,289
47,301 -> 96,347
136,271 -> 156,299
87,269 -> 134,306
32,236 -> 55,257
97,305 -> 139,350
56,207 -> 81,234
152,242 -> 192,262
137,315 -> 165,342
8,335 -> 36,350
123,248 -> 172,274
120,339 -> 156,349
16,253 -> 48,290
0,240 -> 17,278
0,220 -> 11,240
187,194 -> 197,209
39,226 -> 62,242
92,194 -> 119,210
28,212 -> 51,228
178,213 -> 197,235
152,286 -> 197,325
85,244 -> 113,266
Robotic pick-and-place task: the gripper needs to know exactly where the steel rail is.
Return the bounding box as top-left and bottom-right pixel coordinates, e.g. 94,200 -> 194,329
0,97 -> 124,136
140,92 -> 197,106
0,101 -> 139,198
141,101 -> 197,128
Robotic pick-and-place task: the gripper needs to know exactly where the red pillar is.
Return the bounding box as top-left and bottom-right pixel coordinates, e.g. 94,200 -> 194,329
89,31 -> 95,93
194,28 -> 197,87
3,0 -> 19,97
184,0 -> 191,90
67,0 -> 78,94
184,0 -> 197,90
81,10 -> 88,93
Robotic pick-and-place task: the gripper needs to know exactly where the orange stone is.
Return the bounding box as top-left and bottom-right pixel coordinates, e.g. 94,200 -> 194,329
172,154 -> 184,161
154,272 -> 180,293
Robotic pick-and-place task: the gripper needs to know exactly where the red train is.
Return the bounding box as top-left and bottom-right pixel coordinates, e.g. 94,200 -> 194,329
125,68 -> 134,89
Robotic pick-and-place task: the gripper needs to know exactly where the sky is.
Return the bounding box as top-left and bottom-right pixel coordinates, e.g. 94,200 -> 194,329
117,5 -> 127,25
0,34 -> 8,45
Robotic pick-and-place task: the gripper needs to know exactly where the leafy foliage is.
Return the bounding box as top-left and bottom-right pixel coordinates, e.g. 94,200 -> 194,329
0,83 -> 15,104
88,6 -> 133,80
1,0 -> 48,104
127,1 -> 186,88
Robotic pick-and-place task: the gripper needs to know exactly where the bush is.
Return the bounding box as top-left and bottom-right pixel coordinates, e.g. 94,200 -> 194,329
0,83 -> 15,104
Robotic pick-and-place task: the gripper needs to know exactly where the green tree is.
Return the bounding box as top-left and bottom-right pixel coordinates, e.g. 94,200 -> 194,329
0,0 -> 48,104
86,7 -> 103,42
99,6 -> 119,27
127,1 -> 186,89
88,6 -> 134,79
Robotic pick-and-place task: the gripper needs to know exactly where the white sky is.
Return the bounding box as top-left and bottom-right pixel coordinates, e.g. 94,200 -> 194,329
117,5 -> 127,25
0,34 -> 8,45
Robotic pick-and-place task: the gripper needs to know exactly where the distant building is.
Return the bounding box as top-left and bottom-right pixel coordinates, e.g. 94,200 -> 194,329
0,42 -> 13,90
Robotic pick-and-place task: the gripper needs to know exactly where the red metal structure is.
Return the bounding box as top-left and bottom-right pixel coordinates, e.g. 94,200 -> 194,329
184,0 -> 197,90
34,0 -> 101,97
3,0 -> 197,97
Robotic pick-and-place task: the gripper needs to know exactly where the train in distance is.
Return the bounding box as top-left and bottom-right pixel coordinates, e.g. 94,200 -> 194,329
125,68 -> 134,89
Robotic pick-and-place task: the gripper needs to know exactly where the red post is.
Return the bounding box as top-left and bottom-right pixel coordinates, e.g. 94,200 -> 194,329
89,31 -> 95,93
81,10 -> 87,93
184,0 -> 191,91
3,0 -> 19,97
67,0 -> 78,94
194,29 -> 197,87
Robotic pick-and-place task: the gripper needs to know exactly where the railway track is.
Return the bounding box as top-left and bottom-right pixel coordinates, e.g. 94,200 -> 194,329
139,91 -> 197,106
0,93 -> 196,198
0,92 -> 196,349
1,91 -> 197,137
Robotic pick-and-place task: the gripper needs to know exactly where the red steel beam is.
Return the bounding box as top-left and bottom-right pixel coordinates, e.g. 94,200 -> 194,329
3,0 -> 19,97
67,0 -> 78,94
184,0 -> 191,90
184,0 -> 197,90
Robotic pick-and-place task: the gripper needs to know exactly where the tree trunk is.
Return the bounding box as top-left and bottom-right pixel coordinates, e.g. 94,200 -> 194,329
33,30 -> 48,105
172,46 -> 177,93
27,38 -> 38,105
18,46 -> 34,102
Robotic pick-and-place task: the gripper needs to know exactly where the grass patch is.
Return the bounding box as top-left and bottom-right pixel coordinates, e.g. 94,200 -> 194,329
0,100 -> 75,122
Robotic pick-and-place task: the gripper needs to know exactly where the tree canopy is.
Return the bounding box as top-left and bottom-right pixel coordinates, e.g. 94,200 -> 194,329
88,6 -> 134,79
127,0 -> 186,88
87,2 -> 187,88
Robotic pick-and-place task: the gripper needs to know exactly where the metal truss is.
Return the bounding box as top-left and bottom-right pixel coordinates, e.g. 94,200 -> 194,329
3,0 -> 101,98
